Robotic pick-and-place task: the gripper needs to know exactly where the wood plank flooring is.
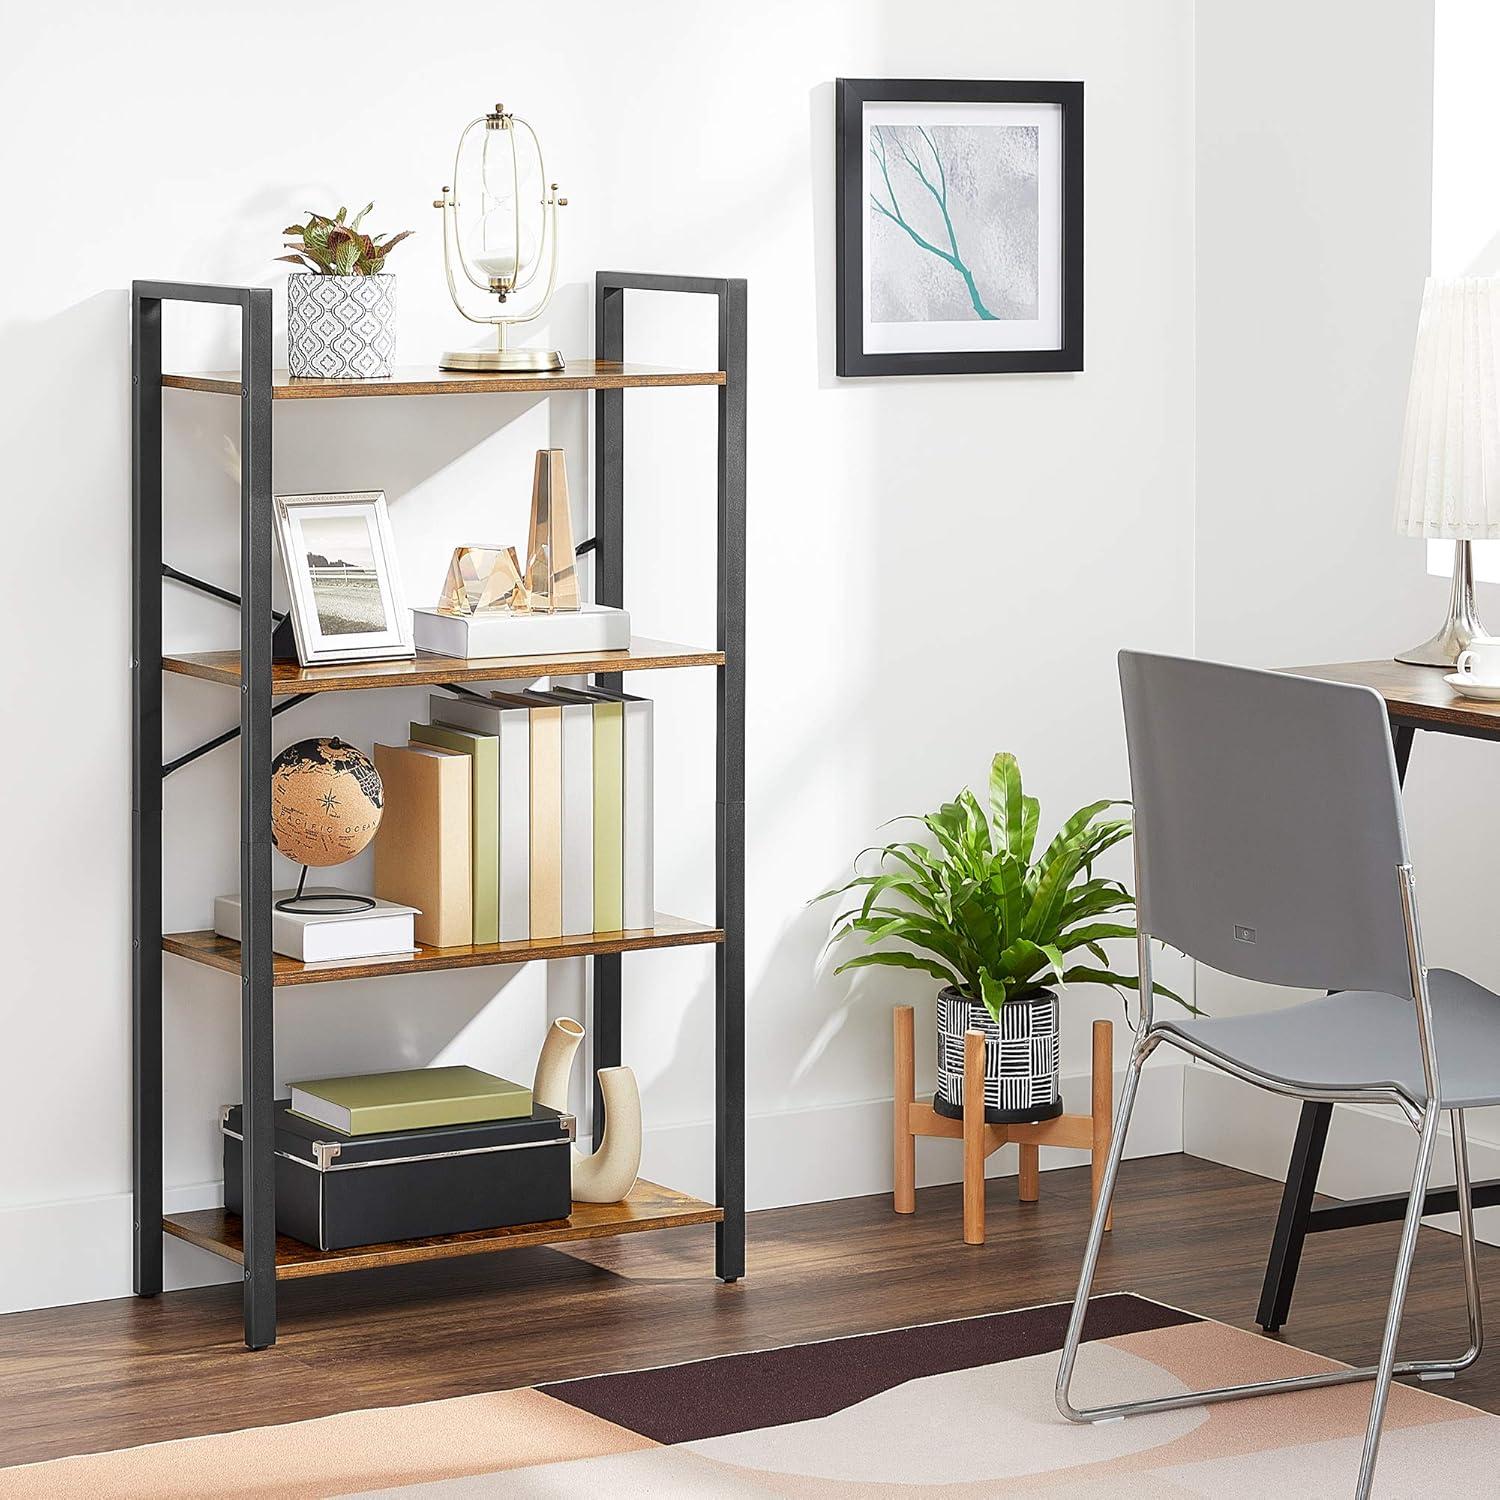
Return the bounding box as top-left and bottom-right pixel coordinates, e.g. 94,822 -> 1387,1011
2,1154 -> 1497,1468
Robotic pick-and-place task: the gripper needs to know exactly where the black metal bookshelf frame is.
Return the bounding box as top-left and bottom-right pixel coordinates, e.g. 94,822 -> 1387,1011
131,271 -> 746,1349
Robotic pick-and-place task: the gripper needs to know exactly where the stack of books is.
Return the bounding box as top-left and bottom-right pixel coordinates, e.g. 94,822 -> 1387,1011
373,687 -> 654,948
288,1065 -> 532,1134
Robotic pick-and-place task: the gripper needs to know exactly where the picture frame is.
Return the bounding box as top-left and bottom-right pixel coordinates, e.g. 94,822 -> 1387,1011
835,78 -> 1084,378
273,490 -> 415,666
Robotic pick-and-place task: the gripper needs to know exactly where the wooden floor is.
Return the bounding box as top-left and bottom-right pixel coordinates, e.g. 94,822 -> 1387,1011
4,1153 -> 1499,1468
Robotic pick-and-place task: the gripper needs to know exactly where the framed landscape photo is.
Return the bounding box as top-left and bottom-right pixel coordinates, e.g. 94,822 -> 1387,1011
836,78 -> 1083,377
273,490 -> 414,666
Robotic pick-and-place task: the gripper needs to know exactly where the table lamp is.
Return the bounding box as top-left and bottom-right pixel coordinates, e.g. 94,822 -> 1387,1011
1394,276 -> 1500,665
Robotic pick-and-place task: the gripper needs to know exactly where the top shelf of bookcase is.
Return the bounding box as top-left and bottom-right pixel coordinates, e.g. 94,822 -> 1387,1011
160,361 -> 726,399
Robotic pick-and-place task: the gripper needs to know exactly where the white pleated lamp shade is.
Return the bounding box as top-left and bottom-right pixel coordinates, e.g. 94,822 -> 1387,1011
1395,277 -> 1500,539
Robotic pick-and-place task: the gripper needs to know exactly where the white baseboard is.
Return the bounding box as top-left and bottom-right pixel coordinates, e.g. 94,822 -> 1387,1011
1182,1062 -> 1500,1246
0,1061 -> 1183,1316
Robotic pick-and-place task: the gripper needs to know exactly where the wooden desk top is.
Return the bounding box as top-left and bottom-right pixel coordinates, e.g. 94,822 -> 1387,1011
1288,659 -> 1500,736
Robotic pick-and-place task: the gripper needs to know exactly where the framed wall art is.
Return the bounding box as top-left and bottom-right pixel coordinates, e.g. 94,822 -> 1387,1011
273,490 -> 415,666
836,78 -> 1083,377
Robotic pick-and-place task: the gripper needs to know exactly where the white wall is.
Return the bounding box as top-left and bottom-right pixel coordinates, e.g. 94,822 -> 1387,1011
1184,2 -> 1489,1216
0,0 -> 1197,1311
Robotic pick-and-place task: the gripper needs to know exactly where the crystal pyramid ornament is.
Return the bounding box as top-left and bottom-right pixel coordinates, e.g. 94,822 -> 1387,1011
438,544 -> 523,616
524,449 -> 580,613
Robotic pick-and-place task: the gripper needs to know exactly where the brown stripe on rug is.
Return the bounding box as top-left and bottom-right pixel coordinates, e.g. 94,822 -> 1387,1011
537,1290 -> 1196,1444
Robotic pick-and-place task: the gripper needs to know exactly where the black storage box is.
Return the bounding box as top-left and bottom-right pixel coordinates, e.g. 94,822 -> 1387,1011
223,1099 -> 574,1250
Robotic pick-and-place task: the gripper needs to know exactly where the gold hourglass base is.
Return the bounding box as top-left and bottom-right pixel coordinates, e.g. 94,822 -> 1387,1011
440,347 -> 565,373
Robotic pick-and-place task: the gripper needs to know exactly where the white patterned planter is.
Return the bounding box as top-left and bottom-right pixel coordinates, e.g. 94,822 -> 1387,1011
286,273 -> 396,379
933,985 -> 1062,1124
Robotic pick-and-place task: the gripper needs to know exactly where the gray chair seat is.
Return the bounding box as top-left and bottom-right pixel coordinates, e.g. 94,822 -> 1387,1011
1156,968 -> 1500,1108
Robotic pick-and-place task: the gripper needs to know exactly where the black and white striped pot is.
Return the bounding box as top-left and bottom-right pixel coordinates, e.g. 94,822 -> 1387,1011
286,273 -> 396,379
932,985 -> 1062,1125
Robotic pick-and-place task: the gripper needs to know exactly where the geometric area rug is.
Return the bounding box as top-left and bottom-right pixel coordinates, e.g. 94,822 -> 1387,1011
4,1294 -> 1499,1498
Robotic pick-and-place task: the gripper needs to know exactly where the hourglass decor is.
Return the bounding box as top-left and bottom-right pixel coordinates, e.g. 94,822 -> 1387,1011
434,102 -> 568,373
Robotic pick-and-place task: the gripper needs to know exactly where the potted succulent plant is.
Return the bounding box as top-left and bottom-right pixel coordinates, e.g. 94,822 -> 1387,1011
277,204 -> 413,379
819,753 -> 1193,1123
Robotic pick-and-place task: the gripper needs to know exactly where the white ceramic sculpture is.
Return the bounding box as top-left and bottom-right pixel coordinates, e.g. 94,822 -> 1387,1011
532,1017 -> 642,1203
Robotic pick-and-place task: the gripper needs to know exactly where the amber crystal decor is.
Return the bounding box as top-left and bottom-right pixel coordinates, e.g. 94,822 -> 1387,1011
521,448 -> 580,612
438,545 -> 524,616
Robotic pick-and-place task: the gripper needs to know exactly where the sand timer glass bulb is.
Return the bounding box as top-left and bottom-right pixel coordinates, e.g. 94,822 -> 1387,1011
472,208 -> 538,288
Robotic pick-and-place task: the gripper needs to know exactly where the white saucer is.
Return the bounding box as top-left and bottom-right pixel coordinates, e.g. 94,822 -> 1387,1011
1445,672 -> 1500,702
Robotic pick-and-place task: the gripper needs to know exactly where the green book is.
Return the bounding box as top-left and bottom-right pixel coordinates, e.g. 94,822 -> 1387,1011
592,698 -> 625,930
410,721 -> 499,945
288,1065 -> 532,1135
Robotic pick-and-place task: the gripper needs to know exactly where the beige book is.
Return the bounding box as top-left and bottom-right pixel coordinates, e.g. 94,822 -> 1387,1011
529,702 -> 563,939
373,742 -> 472,948
591,700 -> 625,930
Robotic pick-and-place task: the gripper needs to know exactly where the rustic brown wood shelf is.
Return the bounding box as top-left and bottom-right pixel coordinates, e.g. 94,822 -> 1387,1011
161,360 -> 726,399
162,1180 -> 724,1279
161,637 -> 724,695
163,915 -> 723,987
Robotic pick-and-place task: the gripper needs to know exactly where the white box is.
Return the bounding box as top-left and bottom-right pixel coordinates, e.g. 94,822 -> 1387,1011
412,604 -> 631,659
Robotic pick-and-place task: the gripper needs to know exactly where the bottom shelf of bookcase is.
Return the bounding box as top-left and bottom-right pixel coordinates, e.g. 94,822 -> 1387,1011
162,1180 -> 723,1279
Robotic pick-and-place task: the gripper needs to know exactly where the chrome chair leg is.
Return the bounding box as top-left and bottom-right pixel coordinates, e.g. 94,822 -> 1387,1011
1355,1104 -> 1441,1497
1055,1035 -> 1151,1420
1452,1109 -> 1484,1368
1414,1108 -> 1483,1381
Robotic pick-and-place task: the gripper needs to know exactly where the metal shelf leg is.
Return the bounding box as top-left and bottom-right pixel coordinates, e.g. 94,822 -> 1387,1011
240,289 -> 277,1350
132,288 -> 164,1299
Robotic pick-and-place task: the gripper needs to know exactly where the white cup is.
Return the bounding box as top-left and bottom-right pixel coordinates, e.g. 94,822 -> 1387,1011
1456,640 -> 1500,681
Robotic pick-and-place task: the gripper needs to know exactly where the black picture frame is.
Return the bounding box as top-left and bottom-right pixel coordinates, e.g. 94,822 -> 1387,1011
835,77 -> 1084,378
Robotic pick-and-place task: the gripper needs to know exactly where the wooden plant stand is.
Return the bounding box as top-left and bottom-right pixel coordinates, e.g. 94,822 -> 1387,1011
892,1006 -> 1114,1245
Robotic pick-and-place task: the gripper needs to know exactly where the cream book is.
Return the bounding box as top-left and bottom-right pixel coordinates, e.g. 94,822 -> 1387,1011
556,692 -> 595,935
488,689 -> 564,941
409,721 -> 499,946
373,742 -> 472,948
431,692 -> 530,942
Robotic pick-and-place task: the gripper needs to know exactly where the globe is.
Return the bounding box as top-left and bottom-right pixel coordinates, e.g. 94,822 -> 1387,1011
270,737 -> 383,868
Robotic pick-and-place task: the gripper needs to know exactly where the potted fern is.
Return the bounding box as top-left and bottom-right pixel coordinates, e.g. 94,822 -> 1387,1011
277,204 -> 413,379
819,753 -> 1190,1123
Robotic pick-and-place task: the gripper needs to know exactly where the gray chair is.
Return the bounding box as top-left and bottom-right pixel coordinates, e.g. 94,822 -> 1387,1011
1056,652 -> 1489,1500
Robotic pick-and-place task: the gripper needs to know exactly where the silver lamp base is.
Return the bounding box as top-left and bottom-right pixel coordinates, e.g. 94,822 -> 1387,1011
1396,538 -> 1489,666
440,347 -> 564,373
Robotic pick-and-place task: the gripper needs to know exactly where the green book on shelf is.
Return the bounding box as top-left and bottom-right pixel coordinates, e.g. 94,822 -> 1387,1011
409,721 -> 499,945
288,1065 -> 533,1135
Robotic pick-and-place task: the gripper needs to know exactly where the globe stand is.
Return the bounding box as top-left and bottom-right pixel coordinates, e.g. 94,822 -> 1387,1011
274,864 -> 377,916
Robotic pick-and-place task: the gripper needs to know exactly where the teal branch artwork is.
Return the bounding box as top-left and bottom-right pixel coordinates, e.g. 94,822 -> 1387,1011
869,126 -> 995,321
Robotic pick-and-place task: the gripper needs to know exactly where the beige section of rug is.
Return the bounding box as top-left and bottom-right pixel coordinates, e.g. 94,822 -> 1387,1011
0,1388 -> 651,1500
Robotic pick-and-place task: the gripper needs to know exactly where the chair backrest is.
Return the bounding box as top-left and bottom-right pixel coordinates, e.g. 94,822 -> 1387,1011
1118,651 -> 1415,997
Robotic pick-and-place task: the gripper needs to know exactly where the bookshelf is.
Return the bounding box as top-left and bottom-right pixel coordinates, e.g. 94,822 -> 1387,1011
132,273 -> 746,1349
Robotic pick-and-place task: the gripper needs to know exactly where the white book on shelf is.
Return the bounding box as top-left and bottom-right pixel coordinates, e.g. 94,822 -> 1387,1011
556,686 -> 654,930
533,690 -> 595,936
213,890 -> 419,964
411,604 -> 631,660
429,692 -> 531,942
